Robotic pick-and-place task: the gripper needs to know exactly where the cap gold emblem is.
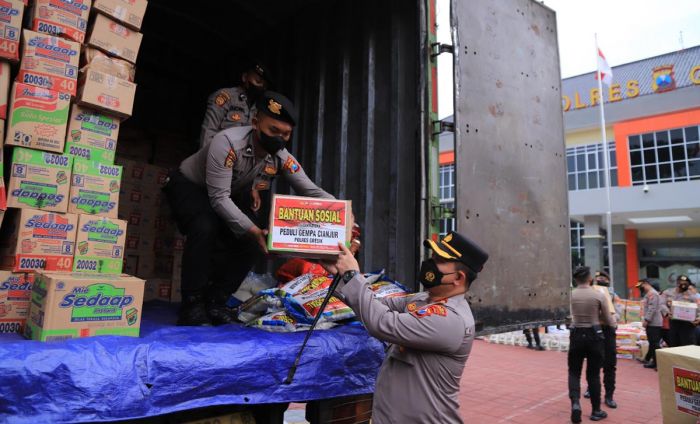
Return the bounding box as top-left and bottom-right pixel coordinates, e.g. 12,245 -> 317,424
268,99 -> 282,115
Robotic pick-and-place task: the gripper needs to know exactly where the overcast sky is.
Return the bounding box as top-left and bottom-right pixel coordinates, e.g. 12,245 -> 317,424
436,0 -> 700,118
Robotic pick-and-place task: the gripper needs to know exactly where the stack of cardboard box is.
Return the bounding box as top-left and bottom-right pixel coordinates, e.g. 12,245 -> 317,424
0,0 -> 149,340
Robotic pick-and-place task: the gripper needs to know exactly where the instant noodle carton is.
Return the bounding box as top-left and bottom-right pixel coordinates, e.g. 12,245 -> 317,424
268,195 -> 352,259
64,105 -> 120,163
0,271 -> 34,334
5,82 -> 71,152
73,215 -> 126,274
68,157 -> 121,218
17,29 -> 80,96
0,0 -> 24,61
25,272 -> 145,341
0,61 -> 10,119
0,208 -> 77,272
657,346 -> 700,423
93,0 -> 148,31
87,13 -> 142,63
30,0 -> 91,43
7,147 -> 73,212
77,68 -> 136,118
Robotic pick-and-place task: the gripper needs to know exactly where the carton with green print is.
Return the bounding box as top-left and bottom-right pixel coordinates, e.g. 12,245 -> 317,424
5,82 -> 71,153
64,105 -> 120,164
68,157 -> 122,218
73,215 -> 126,274
25,272 -> 145,341
7,147 -> 73,213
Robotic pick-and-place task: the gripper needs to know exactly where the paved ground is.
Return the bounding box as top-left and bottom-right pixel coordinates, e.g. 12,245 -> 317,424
460,340 -> 663,423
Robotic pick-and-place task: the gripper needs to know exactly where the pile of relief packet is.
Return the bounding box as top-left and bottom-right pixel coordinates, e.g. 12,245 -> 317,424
236,271 -> 411,332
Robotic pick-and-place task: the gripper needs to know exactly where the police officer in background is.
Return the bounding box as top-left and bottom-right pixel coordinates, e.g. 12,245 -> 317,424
636,279 -> 662,369
322,231 -> 488,424
165,91 -> 334,326
569,266 -> 616,423
198,60 -> 272,148
662,275 -> 700,346
583,271 -> 619,409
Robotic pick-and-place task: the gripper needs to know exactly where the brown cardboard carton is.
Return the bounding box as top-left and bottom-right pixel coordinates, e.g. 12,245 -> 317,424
268,194 -> 352,259
82,46 -> 135,81
87,13 -> 142,63
73,215 -> 126,274
144,278 -> 171,302
30,0 -> 91,43
7,147 -> 73,212
0,0 -> 24,61
0,208 -> 77,272
68,157 -> 122,218
64,104 -> 120,163
5,82 -> 71,152
25,272 -> 145,341
0,61 -> 10,119
17,29 -> 80,96
657,346 -> 700,422
77,68 -> 136,118
0,271 -> 34,334
92,0 -> 147,31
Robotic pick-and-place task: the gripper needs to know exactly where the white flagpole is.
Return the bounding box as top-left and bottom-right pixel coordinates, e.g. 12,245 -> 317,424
595,34 -> 615,290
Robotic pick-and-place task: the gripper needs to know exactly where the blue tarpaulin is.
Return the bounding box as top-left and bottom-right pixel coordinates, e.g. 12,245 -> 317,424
0,301 -> 385,423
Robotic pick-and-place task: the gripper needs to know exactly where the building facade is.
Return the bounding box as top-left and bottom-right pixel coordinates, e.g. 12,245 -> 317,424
440,45 -> 700,297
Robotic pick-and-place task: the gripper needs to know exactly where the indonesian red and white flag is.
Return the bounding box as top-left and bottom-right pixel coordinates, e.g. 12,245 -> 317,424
596,48 -> 613,86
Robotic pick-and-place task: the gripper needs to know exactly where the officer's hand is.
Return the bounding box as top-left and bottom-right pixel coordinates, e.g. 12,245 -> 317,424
642,320 -> 648,328
321,242 -> 360,276
251,189 -> 261,212
247,226 -> 269,254
693,319 -> 700,326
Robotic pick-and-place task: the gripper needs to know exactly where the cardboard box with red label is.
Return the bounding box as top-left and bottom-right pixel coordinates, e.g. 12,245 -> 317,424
18,29 -> 80,96
0,208 -> 77,272
0,61 -> 10,119
87,13 -> 142,63
5,82 -> 71,153
657,346 -> 700,423
93,0 -> 148,31
0,271 -> 34,334
268,195 -> 351,259
77,68 -> 136,118
30,0 -> 91,43
0,0 -> 24,61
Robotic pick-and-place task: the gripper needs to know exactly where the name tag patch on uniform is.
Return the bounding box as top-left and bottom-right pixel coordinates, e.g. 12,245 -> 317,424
264,165 -> 277,176
224,149 -> 237,168
215,91 -> 231,107
283,157 -> 300,174
412,304 -> 447,318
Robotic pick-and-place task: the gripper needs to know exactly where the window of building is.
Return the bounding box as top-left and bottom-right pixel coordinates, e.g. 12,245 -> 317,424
571,221 -> 585,267
566,143 -> 618,191
439,164 -> 455,236
629,125 -> 700,185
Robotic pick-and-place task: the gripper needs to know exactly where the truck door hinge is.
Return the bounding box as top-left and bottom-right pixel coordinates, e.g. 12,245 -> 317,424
432,119 -> 455,136
431,43 -> 454,58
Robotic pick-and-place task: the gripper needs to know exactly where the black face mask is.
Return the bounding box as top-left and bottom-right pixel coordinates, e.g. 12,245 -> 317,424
679,284 -> 689,292
257,129 -> 286,155
246,84 -> 265,103
595,279 -> 609,287
639,288 -> 646,297
419,259 -> 458,288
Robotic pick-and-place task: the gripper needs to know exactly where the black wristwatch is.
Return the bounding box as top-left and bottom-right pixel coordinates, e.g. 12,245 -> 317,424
342,270 -> 359,283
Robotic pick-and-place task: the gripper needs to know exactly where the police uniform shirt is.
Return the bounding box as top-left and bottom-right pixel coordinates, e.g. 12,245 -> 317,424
199,86 -> 257,149
570,286 -> 616,328
592,285 -> 618,325
180,126 -> 333,236
662,288 -> 700,321
642,288 -> 663,327
338,274 -> 474,424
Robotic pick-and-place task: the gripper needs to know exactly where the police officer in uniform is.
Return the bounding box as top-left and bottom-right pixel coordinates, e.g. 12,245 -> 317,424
636,279 -> 662,369
198,61 -> 272,148
322,231 -> 489,424
165,91 -> 334,326
569,266 -> 616,423
662,275 -> 700,346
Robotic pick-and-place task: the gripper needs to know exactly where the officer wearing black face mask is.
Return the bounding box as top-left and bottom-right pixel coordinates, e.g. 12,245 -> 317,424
322,231 -> 488,424
661,275 -> 700,347
198,60 -> 272,149
165,91 -> 334,326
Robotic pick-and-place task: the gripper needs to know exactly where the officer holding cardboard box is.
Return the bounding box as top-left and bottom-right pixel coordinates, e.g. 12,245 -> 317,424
661,275 -> 700,346
165,91 -> 334,326
198,61 -> 272,149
